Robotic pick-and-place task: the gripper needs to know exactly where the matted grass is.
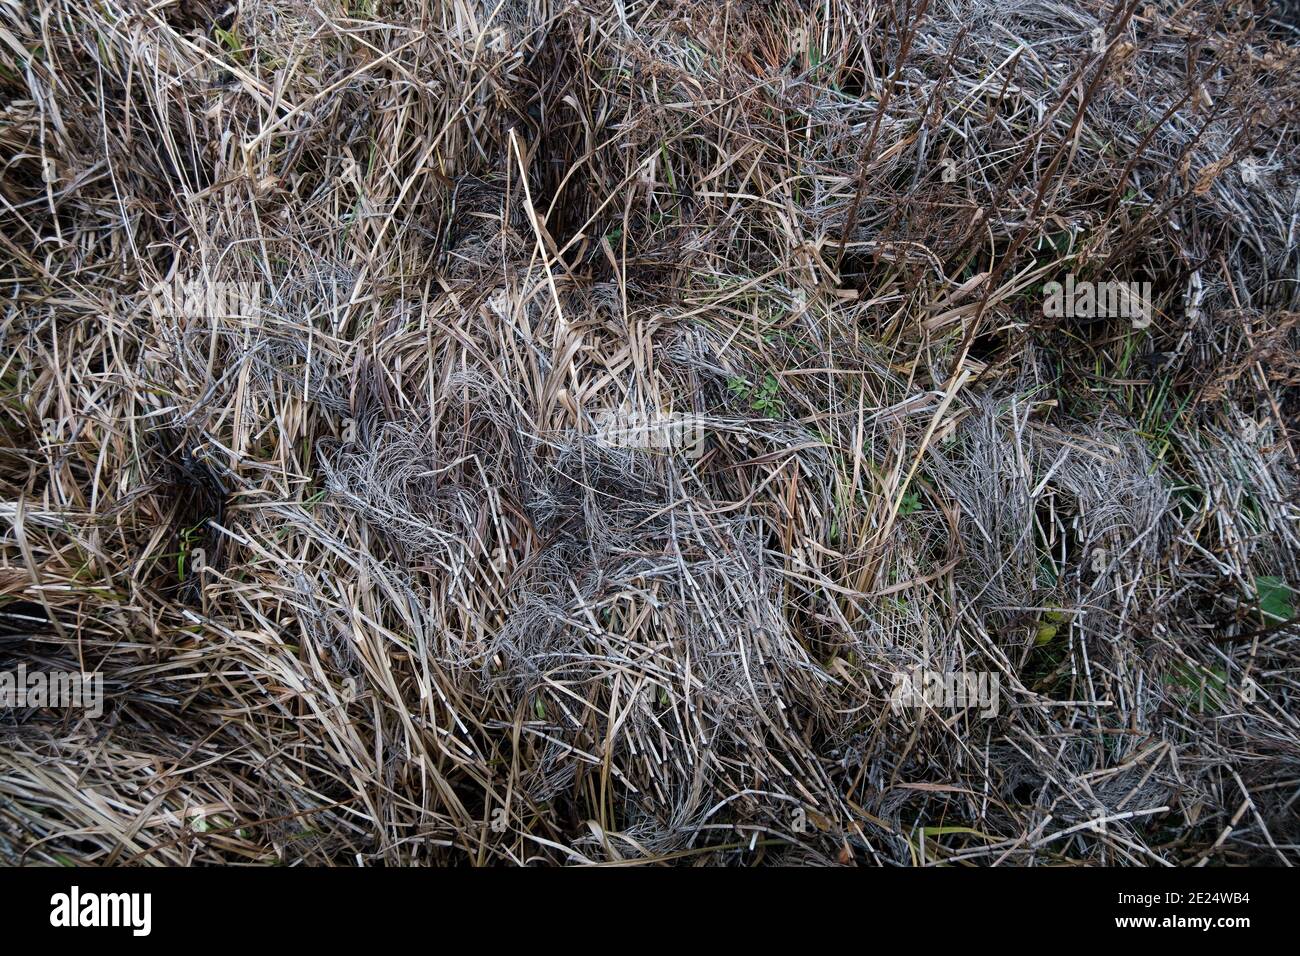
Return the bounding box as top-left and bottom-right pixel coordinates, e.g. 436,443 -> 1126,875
0,0 -> 1297,865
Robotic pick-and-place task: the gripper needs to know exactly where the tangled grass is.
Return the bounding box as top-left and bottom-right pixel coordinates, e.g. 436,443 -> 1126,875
1,0 -> 1298,865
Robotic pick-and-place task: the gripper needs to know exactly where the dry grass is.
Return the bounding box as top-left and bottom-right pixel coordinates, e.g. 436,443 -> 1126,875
1,0 -> 1298,865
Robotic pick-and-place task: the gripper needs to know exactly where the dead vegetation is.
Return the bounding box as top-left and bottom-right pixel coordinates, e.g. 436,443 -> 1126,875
0,0 -> 1298,865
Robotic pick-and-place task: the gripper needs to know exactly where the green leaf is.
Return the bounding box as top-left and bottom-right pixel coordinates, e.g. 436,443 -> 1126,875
214,25 -> 245,62
1164,662 -> 1228,713
1255,576 -> 1295,622
750,374 -> 784,414
1038,558 -> 1059,588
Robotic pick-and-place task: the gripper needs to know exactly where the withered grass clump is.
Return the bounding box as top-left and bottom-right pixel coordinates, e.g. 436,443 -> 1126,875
1,0 -> 1298,865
